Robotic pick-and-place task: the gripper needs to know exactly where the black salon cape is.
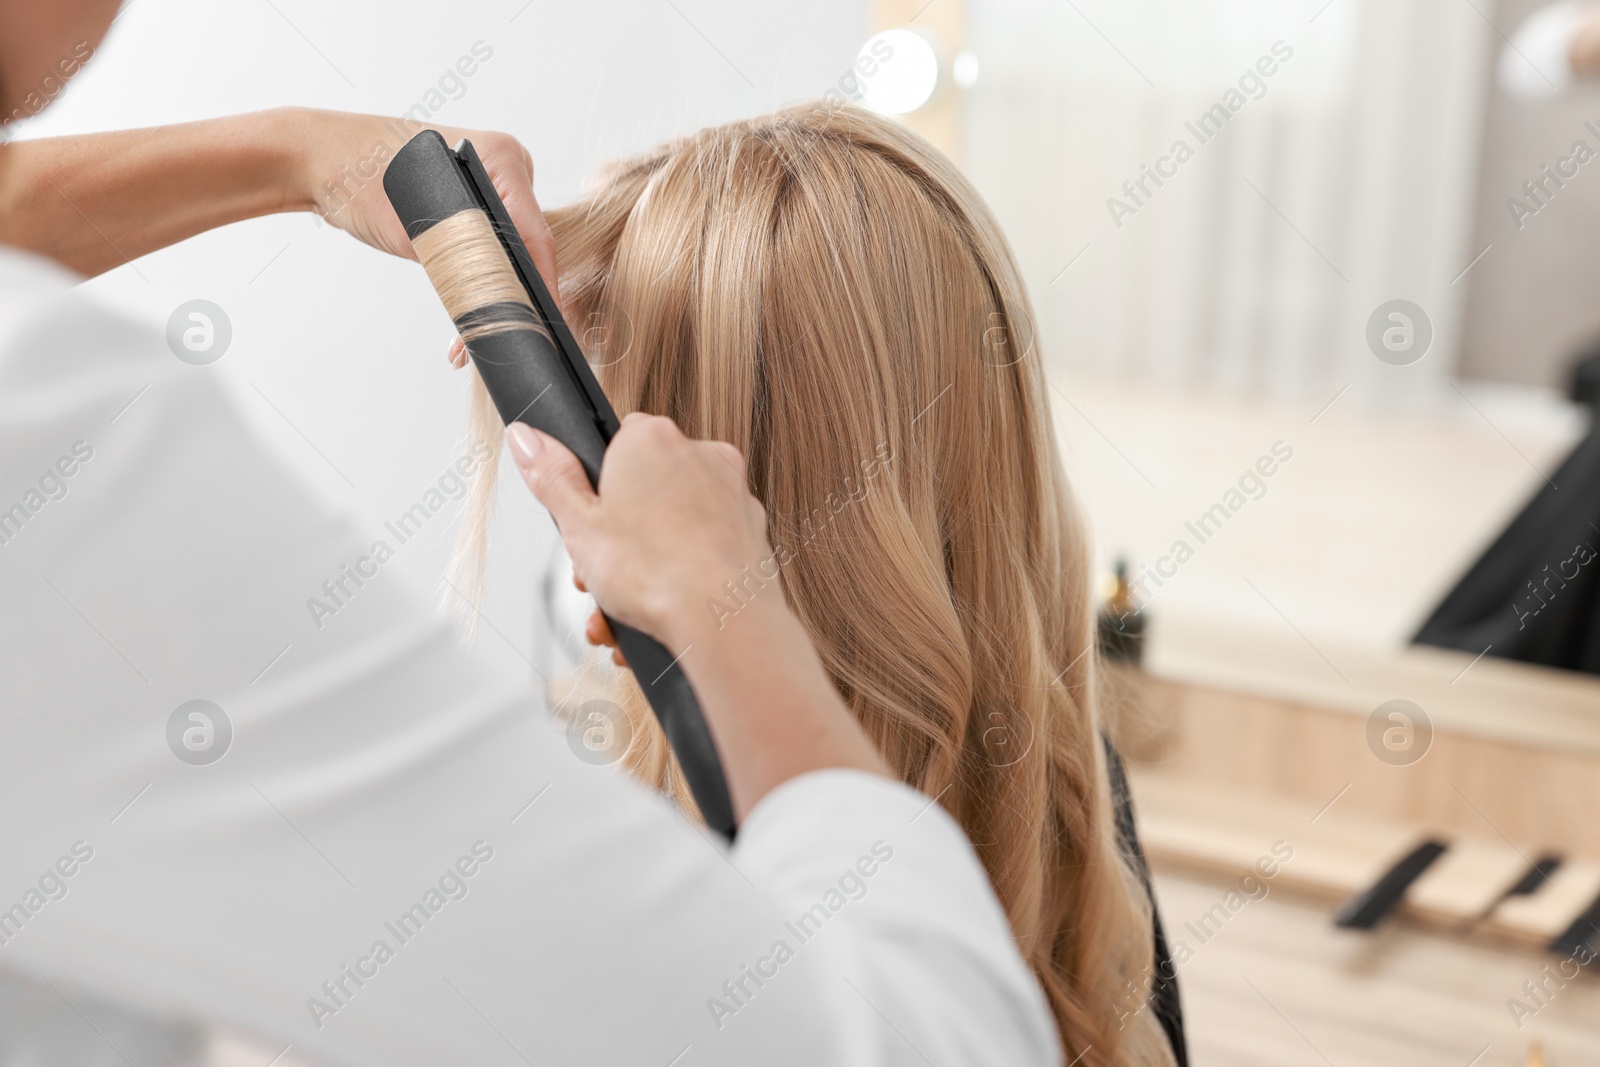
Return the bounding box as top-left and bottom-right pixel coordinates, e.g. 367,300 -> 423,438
1105,740 -> 1189,1066
1414,422 -> 1600,675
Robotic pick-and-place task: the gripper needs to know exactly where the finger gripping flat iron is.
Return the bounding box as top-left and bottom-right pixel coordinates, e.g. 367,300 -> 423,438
383,130 -> 736,840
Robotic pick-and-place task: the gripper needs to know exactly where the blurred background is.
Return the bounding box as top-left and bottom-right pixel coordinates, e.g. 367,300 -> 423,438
14,0 -> 1600,1063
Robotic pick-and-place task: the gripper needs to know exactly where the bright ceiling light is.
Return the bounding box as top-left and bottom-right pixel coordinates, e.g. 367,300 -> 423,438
858,29 -> 939,115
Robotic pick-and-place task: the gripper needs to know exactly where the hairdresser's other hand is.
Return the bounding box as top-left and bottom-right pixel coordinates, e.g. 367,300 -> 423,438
506,414 -> 771,648
293,109 -> 558,299
510,414 -> 889,814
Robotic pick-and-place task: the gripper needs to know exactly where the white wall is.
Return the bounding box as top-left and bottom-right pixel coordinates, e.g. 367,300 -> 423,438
17,0 -> 870,676
962,0 -> 1494,409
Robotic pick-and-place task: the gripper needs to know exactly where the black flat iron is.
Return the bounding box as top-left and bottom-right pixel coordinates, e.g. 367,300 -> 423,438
383,130 -> 736,839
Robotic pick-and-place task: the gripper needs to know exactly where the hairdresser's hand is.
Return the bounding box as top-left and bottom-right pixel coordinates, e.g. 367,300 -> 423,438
506,414 -> 772,649
508,414 -> 888,818
293,108 -> 559,366
298,110 -> 555,277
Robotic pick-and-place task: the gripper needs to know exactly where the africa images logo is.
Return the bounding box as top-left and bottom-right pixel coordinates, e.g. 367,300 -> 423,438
166,700 -> 232,766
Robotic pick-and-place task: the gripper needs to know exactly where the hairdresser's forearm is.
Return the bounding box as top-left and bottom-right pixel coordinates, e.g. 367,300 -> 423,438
670,595 -> 890,821
0,110 -> 305,276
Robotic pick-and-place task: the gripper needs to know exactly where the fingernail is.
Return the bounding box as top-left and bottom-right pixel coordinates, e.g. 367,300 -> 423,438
507,423 -> 543,468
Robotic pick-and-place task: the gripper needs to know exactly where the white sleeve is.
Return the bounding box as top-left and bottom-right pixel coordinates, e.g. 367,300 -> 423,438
1499,1 -> 1595,99
737,771 -> 1063,1066
0,250 -> 1059,1067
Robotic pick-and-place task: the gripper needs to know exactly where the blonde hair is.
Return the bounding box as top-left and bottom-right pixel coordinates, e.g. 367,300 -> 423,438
449,103 -> 1173,1066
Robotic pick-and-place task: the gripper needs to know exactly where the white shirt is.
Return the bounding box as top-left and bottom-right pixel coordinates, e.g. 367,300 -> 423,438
0,246 -> 1059,1067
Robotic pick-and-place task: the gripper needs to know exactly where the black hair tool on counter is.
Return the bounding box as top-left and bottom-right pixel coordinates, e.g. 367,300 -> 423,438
383,131 -> 736,840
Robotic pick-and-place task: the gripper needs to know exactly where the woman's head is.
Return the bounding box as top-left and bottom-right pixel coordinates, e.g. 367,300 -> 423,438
463,102 -> 1171,1066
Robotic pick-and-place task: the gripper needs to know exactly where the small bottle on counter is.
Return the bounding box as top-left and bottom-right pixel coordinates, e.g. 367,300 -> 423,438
1097,557 -> 1146,667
